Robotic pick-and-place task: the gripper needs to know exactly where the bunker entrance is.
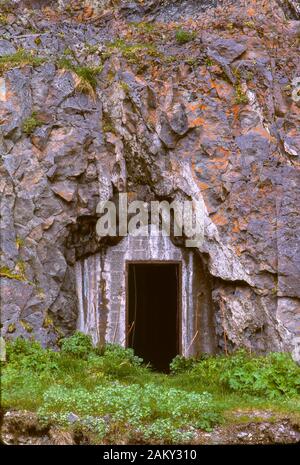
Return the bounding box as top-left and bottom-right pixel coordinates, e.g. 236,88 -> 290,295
127,262 -> 180,372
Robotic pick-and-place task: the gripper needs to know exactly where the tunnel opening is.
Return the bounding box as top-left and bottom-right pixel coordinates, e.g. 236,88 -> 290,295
127,262 -> 181,372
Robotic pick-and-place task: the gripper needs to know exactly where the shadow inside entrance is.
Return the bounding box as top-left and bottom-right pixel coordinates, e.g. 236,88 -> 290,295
127,263 -> 180,372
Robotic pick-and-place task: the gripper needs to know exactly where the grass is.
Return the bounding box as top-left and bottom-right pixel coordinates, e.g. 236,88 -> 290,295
130,21 -> 156,34
175,29 -> 196,45
0,49 -> 102,97
56,57 -> 103,97
0,49 -> 45,75
204,57 -> 215,67
235,84 -> 249,105
1,334 -> 300,444
119,80 -> 130,94
106,39 -> 161,64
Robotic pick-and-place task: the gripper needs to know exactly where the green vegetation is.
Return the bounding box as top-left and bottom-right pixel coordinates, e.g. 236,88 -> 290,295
204,57 -> 215,67
15,236 -> 25,249
130,21 -> 156,34
56,57 -> 103,95
0,48 -> 102,97
60,331 -> 94,358
20,320 -> 33,333
84,44 -> 100,55
245,71 -> 254,82
72,65 -> 103,90
0,1 -> 10,24
235,83 -> 249,105
2,333 -> 300,444
0,265 -> 26,281
7,323 -> 16,333
102,120 -> 115,133
172,352 -> 300,398
119,80 -> 130,94
22,112 -> 43,135
106,39 -> 161,64
244,21 -> 255,29
0,13 -> 8,25
185,57 -> 199,67
165,55 -> 178,64
175,29 -> 196,45
0,49 -> 45,75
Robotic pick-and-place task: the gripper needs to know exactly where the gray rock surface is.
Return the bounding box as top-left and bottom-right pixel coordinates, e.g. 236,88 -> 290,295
0,0 -> 299,353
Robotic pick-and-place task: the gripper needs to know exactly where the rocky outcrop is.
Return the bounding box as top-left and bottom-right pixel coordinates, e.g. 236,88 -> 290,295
2,409 -> 300,445
0,0 -> 299,353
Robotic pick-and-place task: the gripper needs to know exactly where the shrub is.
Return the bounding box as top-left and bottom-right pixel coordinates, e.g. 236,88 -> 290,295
190,350 -> 300,398
7,336 -> 42,358
92,344 -> 144,378
170,355 -> 199,374
60,332 -> 94,359
220,351 -> 300,398
6,337 -> 59,373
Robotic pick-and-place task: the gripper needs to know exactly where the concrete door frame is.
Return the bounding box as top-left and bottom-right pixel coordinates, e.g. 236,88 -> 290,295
125,260 -> 182,357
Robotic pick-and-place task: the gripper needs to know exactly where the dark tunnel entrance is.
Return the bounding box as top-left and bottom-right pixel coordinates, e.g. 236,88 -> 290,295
127,262 -> 181,372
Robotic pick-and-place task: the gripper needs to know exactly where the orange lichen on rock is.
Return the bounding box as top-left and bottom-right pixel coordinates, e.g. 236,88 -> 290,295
189,116 -> 205,128
211,213 -> 228,226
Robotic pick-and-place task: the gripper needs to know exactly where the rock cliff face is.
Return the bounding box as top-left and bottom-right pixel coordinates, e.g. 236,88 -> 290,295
0,0 -> 299,354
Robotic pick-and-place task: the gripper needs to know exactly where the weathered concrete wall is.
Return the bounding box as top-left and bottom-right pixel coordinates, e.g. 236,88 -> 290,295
75,227 -> 216,356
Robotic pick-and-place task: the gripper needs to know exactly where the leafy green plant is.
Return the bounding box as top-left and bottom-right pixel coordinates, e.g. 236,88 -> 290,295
189,350 -> 300,398
15,236 -> 25,249
60,332 -> 94,359
193,411 -> 223,432
93,343 -> 144,378
119,80 -> 130,94
6,337 -> 59,373
139,418 -> 194,443
170,355 -> 199,374
38,382 -> 219,442
220,351 -> 300,398
74,65 -> 103,90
